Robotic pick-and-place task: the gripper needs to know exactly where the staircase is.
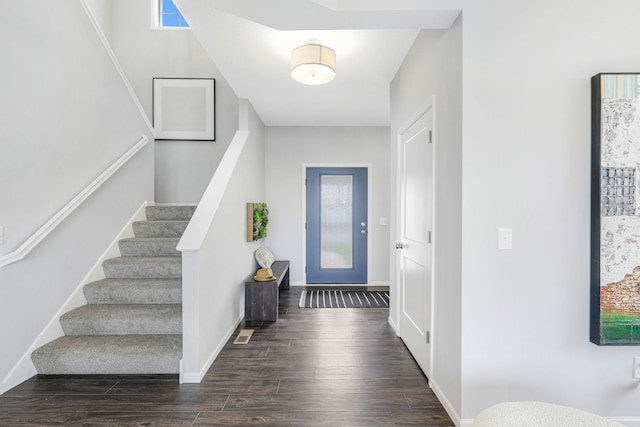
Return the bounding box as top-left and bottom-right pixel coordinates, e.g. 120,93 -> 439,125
31,205 -> 196,375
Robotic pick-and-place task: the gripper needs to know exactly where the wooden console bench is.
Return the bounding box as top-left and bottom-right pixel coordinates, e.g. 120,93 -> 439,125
244,260 -> 290,322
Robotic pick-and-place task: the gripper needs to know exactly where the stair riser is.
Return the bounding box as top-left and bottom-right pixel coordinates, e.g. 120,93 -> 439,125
84,280 -> 182,305
146,206 -> 196,221
61,310 -> 182,335
84,290 -> 182,305
133,222 -> 188,238
103,260 -> 182,279
119,239 -> 180,257
33,359 -> 180,375
31,335 -> 182,375
61,321 -> 181,335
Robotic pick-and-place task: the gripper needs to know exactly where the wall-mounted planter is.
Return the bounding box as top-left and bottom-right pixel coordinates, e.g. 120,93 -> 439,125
246,202 -> 268,242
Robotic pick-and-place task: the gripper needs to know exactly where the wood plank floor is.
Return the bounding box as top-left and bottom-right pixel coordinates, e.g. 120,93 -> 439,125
0,287 -> 454,426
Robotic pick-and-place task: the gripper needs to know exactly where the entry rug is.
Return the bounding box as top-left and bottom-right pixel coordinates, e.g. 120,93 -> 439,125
299,290 -> 390,308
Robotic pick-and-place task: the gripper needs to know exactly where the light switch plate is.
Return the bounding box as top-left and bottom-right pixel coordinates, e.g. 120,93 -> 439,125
498,227 -> 512,250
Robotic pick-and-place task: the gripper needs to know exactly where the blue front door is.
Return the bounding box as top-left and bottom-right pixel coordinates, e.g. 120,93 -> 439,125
306,167 -> 368,284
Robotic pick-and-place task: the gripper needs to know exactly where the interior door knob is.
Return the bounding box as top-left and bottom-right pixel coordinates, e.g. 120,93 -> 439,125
395,243 -> 404,249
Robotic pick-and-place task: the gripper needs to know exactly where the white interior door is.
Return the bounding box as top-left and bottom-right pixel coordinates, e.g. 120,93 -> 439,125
398,103 -> 434,378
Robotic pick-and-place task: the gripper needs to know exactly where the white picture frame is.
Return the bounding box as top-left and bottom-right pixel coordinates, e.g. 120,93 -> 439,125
152,78 -> 215,141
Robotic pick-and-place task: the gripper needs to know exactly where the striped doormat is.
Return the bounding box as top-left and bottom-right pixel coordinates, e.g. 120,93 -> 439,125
299,290 -> 390,308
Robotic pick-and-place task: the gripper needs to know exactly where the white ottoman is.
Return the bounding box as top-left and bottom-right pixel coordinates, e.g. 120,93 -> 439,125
473,401 -> 625,427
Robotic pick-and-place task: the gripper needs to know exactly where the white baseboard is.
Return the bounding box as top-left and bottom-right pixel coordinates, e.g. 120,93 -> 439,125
0,201 -> 149,395
430,379 -> 462,427
80,0 -> 153,134
153,203 -> 198,206
614,417 -> 640,427
387,315 -> 398,335
181,314 -> 244,383
458,411 -> 640,426
368,281 -> 390,286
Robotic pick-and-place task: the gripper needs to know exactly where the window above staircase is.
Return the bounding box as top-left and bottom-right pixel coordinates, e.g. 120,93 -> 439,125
152,0 -> 190,29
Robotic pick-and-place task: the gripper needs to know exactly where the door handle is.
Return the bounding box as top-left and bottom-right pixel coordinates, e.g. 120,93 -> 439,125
395,243 -> 404,249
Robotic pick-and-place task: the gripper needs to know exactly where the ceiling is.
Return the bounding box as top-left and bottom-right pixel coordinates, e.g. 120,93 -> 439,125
174,0 -> 460,126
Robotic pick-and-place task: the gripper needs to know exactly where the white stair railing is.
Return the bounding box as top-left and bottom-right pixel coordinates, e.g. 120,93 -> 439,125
0,135 -> 149,268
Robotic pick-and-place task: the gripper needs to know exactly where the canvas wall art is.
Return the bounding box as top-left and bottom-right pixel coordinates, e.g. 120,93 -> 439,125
591,73 -> 640,345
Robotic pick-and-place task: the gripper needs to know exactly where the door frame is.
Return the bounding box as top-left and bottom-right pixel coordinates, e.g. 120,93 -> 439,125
302,163 -> 373,285
394,98 -> 436,377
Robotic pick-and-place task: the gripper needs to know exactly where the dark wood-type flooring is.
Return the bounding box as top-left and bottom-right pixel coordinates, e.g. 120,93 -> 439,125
0,287 -> 454,426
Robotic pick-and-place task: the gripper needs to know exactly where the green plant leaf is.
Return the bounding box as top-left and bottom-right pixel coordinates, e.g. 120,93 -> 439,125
252,202 -> 269,240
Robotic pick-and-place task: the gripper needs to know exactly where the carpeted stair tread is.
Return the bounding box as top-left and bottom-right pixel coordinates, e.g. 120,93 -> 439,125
83,278 -> 181,304
31,335 -> 181,374
103,256 -> 181,278
119,237 -> 181,257
60,304 -> 182,335
133,220 -> 189,238
146,205 -> 196,221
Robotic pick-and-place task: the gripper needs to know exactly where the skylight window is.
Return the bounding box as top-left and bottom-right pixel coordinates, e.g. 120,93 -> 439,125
158,0 -> 189,28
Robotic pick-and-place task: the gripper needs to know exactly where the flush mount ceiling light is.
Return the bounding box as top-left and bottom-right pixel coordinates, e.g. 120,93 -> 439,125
290,39 -> 336,85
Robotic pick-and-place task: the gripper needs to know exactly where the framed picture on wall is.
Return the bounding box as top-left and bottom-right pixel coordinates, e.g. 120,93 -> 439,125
152,78 -> 215,141
591,73 -> 640,345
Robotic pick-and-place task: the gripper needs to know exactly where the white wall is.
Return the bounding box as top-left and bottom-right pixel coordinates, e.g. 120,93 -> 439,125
110,0 -> 239,203
0,1 -> 153,392
390,20 -> 463,422
180,100 -> 265,381
264,126 -> 391,285
460,0 -> 640,423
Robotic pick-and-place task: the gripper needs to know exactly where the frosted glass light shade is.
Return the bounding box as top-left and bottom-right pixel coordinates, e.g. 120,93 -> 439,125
290,42 -> 336,85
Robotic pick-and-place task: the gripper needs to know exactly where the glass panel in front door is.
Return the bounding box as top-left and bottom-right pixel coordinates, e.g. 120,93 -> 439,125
320,175 -> 353,269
